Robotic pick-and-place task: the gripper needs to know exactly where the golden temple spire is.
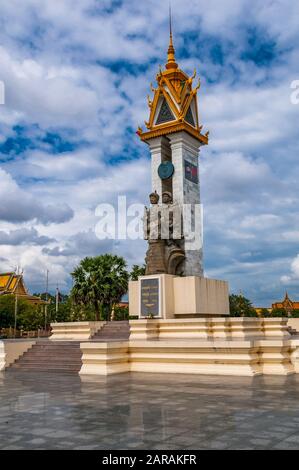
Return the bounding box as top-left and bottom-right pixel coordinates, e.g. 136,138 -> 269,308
166,5 -> 178,70
137,7 -> 208,146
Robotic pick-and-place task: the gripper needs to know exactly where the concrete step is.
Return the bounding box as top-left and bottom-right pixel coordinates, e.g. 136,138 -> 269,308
99,329 -> 130,332
287,327 -> 297,335
16,357 -> 82,363
26,347 -> 82,351
94,332 -> 129,335
11,364 -> 81,372
33,343 -> 81,347
36,341 -> 81,345
17,352 -> 81,357
10,362 -> 81,370
93,338 -> 129,342
8,340 -> 82,373
29,347 -> 81,352
11,359 -> 81,367
92,321 -> 130,341
12,363 -> 81,369
31,346 -> 81,351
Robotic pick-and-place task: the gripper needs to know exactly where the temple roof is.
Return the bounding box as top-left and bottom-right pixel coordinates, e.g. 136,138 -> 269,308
0,272 -> 27,294
272,292 -> 299,310
137,24 -> 208,145
0,272 -> 48,304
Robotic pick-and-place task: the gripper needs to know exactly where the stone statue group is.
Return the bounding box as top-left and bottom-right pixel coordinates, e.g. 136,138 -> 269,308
144,191 -> 185,276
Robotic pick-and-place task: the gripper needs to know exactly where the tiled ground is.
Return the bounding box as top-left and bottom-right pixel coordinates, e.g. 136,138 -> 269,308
1,370 -> 299,449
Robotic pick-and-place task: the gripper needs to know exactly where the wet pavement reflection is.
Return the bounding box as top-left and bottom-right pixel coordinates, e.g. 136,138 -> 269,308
1,371 -> 299,449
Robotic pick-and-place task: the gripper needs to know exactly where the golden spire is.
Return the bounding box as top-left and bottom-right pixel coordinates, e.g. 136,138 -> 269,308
166,5 -> 178,70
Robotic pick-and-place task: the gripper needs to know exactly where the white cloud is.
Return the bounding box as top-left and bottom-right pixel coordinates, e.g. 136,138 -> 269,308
0,168 -> 73,224
0,227 -> 55,245
280,255 -> 299,292
0,0 -> 299,305
202,151 -> 274,203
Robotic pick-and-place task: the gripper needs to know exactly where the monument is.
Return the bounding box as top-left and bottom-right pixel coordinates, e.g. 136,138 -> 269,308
129,23 -> 229,319
5,19 -> 299,379
52,21 -> 299,379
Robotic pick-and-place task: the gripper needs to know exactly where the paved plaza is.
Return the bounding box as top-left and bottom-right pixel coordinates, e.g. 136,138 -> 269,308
1,370 -> 299,450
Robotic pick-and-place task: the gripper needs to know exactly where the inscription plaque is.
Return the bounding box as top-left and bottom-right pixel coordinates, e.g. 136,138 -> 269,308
140,277 -> 160,317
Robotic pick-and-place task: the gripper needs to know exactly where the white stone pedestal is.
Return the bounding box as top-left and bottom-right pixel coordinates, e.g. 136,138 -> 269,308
129,274 -> 229,319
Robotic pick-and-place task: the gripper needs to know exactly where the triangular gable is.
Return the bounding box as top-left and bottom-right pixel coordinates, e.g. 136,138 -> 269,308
4,274 -> 28,295
156,98 -> 175,125
0,273 -> 11,289
185,105 -> 195,127
15,277 -> 28,295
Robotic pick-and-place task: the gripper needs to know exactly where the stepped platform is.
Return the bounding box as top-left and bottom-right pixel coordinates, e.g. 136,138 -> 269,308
2,321 -> 131,373
91,321 -> 130,341
79,318 -> 299,377
3,319 -> 299,377
8,341 -> 82,373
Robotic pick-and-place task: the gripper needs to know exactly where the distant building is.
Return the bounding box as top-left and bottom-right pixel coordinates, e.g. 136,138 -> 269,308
117,301 -> 129,309
0,272 -> 47,305
255,307 -> 271,316
272,292 -> 299,315
255,292 -> 299,316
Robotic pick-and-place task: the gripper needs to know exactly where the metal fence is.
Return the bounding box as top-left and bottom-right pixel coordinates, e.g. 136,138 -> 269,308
0,328 -> 51,339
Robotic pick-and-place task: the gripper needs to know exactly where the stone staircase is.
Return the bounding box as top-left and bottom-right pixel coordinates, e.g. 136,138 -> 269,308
8,341 -> 82,373
287,325 -> 298,336
92,320 -> 130,341
7,322 -> 130,374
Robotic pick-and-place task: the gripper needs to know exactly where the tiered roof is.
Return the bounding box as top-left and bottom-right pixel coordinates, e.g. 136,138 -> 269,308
0,272 -> 47,305
137,24 -> 208,145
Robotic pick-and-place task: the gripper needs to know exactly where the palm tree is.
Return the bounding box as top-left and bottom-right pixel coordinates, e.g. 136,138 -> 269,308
71,254 -> 129,321
130,264 -> 146,281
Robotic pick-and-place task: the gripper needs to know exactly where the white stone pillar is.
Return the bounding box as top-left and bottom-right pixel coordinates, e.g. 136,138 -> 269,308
168,131 -> 204,276
148,136 -> 171,199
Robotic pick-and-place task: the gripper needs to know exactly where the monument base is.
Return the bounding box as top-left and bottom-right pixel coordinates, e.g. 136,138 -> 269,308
129,274 -> 229,319
78,318 -> 299,377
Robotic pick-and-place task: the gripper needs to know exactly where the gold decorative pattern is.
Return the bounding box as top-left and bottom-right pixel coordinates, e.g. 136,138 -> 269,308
137,27 -> 208,145
139,121 -> 208,144
0,272 -> 48,305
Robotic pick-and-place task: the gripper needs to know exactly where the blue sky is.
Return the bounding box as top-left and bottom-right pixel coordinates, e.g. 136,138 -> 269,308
0,0 -> 299,306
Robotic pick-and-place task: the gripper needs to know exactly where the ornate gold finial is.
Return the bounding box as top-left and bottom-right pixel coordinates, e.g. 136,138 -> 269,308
187,69 -> 197,87
156,66 -> 163,83
166,5 -> 178,70
147,95 -> 152,108
195,78 -> 201,91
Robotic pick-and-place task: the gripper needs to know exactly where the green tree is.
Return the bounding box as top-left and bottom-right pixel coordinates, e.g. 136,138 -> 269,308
17,302 -> 44,330
229,294 -> 257,317
34,293 -> 99,324
47,296 -> 73,323
259,308 -> 271,317
130,264 -> 146,281
113,305 -> 129,321
0,295 -> 15,328
71,254 -> 129,321
270,307 -> 287,317
0,295 -> 44,331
